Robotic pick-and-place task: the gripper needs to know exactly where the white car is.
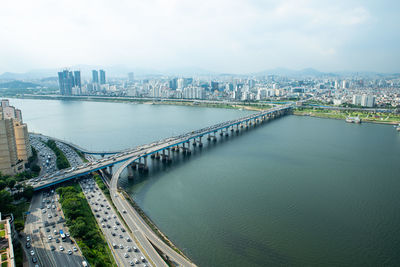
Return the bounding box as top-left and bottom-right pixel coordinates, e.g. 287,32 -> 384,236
59,246 -> 64,251
30,250 -> 35,256
48,235 -> 52,240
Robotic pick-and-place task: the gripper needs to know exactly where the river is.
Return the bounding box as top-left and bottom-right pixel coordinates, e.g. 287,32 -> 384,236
10,98 -> 400,266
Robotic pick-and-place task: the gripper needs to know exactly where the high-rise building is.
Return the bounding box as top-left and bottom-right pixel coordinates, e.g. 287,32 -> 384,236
58,70 -> 74,95
73,71 -> 81,89
128,72 -> 134,82
352,95 -> 362,106
99,69 -> 106,84
361,95 -> 375,107
92,70 -> 99,84
0,100 -> 30,175
169,78 -> 178,90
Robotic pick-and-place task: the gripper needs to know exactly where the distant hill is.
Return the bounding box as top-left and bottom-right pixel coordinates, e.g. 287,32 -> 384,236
0,80 -> 40,89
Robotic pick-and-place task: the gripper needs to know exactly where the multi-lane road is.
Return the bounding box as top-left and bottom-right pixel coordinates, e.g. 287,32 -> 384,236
23,190 -> 86,267
80,177 -> 152,267
111,160 -> 195,267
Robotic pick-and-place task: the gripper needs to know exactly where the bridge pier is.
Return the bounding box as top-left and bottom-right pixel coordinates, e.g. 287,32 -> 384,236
108,165 -> 113,176
198,136 -> 203,147
155,152 -> 160,160
236,124 -> 239,133
127,164 -> 134,179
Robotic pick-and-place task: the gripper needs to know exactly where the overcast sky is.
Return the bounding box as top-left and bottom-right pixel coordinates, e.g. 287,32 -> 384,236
1,0 -> 399,74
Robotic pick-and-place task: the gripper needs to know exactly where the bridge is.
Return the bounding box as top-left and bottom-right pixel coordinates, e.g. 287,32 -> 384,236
26,105 -> 292,266
28,105 -> 291,191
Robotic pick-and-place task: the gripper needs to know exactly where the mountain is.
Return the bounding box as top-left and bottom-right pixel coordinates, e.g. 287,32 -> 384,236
0,80 -> 40,89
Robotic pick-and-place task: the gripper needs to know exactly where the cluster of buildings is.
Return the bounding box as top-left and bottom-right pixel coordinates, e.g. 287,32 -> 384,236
56,70 -> 400,108
58,69 -> 108,96
0,99 -> 31,175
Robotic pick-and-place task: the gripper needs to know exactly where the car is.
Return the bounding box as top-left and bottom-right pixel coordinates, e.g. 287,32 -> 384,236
124,253 -> 129,258
50,245 -> 56,251
140,256 -> 146,262
119,244 -> 124,249
26,235 -> 31,242
54,230 -> 57,235
113,226 -> 117,230
30,250 -> 35,256
96,214 -> 100,218
70,239 -> 74,244
123,210 -> 127,214
133,246 -> 138,252
42,209 -> 46,213
66,233 -> 70,237
73,246 -> 78,252
48,235 -> 52,240
116,221 -> 120,225
101,223 -> 105,228
46,228 -> 50,232
113,215 -> 117,219
112,243 -> 117,248
126,246 -> 132,252
119,234 -> 123,239
56,239 -> 60,243
48,214 -> 52,218
133,258 -> 139,264
126,237 -> 131,242
32,257 -> 38,263
121,228 -> 126,233
129,261 -> 134,266
26,242 -> 31,249
111,232 -> 116,236
68,249 -> 72,255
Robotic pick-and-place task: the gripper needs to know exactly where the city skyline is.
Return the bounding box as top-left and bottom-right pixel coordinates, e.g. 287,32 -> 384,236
1,0 -> 400,74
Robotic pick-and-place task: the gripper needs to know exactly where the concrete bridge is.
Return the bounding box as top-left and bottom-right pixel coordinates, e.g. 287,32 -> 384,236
28,105 -> 291,191
27,105 -> 292,266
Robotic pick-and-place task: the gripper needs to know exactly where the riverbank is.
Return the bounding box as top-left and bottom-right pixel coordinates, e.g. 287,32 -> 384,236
293,108 -> 400,125
10,94 -> 269,111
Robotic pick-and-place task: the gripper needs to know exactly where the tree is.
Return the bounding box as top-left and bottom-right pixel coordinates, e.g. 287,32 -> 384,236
22,186 -> 34,199
0,181 -> 6,190
0,190 -> 13,212
6,178 -> 16,189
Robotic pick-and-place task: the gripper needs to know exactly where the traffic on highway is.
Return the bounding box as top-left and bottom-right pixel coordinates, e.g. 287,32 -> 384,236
23,189 -> 87,267
80,177 -> 150,266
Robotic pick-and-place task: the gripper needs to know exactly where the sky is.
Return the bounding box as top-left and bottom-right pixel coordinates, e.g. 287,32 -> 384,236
1,0 -> 399,74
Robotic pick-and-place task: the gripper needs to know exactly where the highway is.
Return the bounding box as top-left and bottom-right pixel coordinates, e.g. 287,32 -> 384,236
110,159 -> 195,266
80,177 -> 157,267
23,191 -> 86,267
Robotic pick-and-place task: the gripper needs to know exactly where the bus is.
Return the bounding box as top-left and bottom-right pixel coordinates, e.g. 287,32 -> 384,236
60,230 -> 66,239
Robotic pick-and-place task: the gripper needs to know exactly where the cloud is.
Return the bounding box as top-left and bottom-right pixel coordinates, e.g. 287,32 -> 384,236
0,0 -> 398,74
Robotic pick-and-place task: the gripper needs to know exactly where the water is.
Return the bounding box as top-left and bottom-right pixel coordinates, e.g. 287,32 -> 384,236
11,98 -> 400,266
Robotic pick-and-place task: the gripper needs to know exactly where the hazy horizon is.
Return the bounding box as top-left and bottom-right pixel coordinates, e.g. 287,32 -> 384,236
1,0 -> 399,74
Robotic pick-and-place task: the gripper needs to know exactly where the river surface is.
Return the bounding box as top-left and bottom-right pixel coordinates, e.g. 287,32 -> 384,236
10,98 -> 400,266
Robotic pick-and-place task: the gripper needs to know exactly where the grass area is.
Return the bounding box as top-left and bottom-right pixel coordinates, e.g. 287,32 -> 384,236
45,140 -> 71,169
1,253 -> 7,261
0,224 -> 4,230
294,107 -> 400,124
56,183 -> 116,267
0,230 -> 5,238
2,261 -> 7,267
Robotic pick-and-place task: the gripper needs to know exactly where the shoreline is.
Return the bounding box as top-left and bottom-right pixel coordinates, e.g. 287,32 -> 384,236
293,111 -> 400,125
7,94 -> 269,112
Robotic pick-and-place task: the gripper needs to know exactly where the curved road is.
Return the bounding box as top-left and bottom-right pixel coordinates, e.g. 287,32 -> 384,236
110,158 -> 196,267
